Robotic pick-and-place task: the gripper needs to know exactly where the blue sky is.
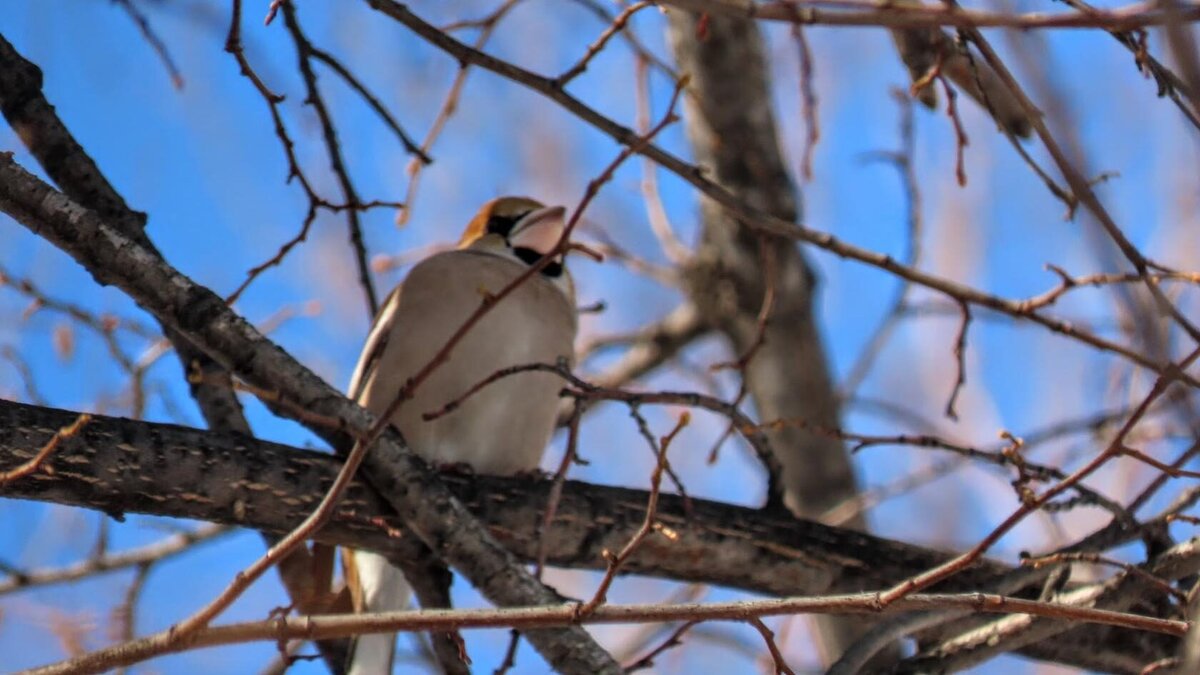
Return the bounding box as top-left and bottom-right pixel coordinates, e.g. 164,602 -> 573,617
2,0 -> 1198,673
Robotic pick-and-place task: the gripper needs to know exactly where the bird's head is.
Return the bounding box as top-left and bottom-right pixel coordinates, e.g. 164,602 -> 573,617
458,196 -> 574,298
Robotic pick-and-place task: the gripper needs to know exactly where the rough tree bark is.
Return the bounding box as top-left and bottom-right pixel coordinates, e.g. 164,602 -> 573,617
0,399 -> 999,597
0,397 -> 1182,674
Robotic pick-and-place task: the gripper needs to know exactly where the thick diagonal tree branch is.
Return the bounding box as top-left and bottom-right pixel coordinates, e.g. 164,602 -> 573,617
0,31 -> 350,670
0,398 -> 996,597
0,34 -> 250,436
0,397 -> 1182,672
0,152 -> 621,675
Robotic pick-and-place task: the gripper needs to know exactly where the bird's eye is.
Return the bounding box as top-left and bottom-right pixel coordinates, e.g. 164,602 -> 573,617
486,212 -> 528,237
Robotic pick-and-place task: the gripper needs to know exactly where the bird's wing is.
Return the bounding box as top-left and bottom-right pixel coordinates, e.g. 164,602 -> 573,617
346,284 -> 403,404
344,283 -> 411,675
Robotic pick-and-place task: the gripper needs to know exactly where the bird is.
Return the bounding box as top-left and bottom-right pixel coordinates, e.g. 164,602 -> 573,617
341,196 -> 578,675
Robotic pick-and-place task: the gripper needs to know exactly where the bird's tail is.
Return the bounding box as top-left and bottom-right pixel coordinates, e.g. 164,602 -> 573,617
343,548 -> 413,675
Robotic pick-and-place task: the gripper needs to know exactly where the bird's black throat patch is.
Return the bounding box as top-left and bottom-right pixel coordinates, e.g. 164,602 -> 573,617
513,247 -> 563,277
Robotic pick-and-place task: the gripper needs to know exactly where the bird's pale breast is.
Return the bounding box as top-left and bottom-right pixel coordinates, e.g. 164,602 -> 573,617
357,251 -> 576,474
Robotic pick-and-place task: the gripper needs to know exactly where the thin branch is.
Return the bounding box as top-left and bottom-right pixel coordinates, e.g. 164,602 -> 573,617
940,74 -> 969,187
621,620 -> 699,672
0,524 -> 230,596
627,405 -> 691,502
747,617 -> 795,675
556,1 -> 653,85
955,12 -> 1200,345
113,0 -> 184,89
944,300 -> 972,420
225,0 -> 284,102
1054,0 -> 1200,131
577,412 -> 689,617
633,55 -> 691,264
0,412 -> 90,484
1155,0 -> 1200,121
1,345 -> 47,406
568,0 -> 680,77
580,303 -> 708,391
792,22 -> 819,181
23,591 -> 1187,675
304,44 -> 429,163
840,89 -> 922,396
111,562 -> 153,668
765,420 -> 1132,520
280,1 -> 379,316
394,0 -> 522,226
1020,266 -> 1200,312
656,0 -> 1200,30
878,344 -> 1200,605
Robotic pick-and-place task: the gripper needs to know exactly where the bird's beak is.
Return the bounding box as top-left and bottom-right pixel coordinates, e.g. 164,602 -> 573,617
509,205 -> 567,256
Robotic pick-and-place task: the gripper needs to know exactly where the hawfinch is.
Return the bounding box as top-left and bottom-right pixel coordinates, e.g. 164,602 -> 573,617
343,196 -> 578,675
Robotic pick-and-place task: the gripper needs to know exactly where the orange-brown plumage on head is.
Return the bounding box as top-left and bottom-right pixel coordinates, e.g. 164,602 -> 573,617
457,196 -> 546,249
456,195 -> 574,299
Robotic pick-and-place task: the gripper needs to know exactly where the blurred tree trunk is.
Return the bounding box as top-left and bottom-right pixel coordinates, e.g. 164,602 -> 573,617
665,11 -> 895,667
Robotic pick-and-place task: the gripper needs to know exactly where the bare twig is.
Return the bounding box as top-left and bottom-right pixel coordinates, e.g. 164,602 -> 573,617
748,617 -> 796,675
655,0 -> 1200,30
633,56 -> 691,264
556,1 -> 653,85
395,0 -> 522,226
111,562 -> 153,660
764,420 -> 1131,519
622,620 -> 699,672
0,412 -> 90,484
541,403 -> 590,581
792,23 -> 820,181
877,344 -> 1200,605
944,300 -> 971,420
280,2 -> 379,316
580,303 -> 708,391
226,0 -> 284,102
0,345 -> 46,406
840,90 -> 923,396
940,74 -> 969,186
955,14 -> 1200,345
577,412 -> 689,617
304,44 -> 429,163
0,524 -> 229,596
22,591 -> 1188,675
1051,0 -> 1199,130
113,0 -> 184,89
